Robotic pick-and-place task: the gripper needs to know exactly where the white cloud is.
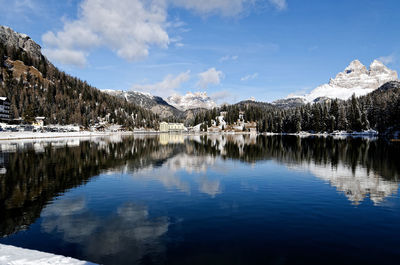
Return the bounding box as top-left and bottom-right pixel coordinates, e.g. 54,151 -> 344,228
197,68 -> 224,89
170,0 -> 251,16
42,0 -> 169,66
14,0 -> 36,11
170,36 -> 184,48
210,90 -> 232,103
171,0 -> 287,16
41,0 -> 287,66
378,54 -> 396,65
268,0 -> 287,10
0,0 -> 42,21
42,48 -> 88,67
219,55 -> 239,62
240,72 -> 258,81
132,71 -> 191,98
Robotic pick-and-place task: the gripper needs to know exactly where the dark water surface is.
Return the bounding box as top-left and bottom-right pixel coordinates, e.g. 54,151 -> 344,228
1,134 -> 400,265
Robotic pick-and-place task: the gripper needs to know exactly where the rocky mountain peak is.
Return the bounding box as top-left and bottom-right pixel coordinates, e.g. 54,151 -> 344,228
167,92 -> 217,111
0,25 -> 43,61
369,59 -> 393,75
344,60 -> 368,74
344,59 -> 368,74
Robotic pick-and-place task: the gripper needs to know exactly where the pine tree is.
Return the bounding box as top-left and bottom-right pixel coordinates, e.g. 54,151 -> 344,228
337,105 -> 348,131
311,105 -> 321,132
330,99 -> 339,129
350,94 -> 363,131
361,111 -> 370,130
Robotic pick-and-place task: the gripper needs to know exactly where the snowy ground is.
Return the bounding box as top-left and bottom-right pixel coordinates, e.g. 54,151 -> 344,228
261,130 -> 379,138
0,244 -> 96,265
0,131 -> 134,140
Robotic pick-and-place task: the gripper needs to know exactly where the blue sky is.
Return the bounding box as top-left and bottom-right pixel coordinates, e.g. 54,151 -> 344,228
1,0 -> 400,103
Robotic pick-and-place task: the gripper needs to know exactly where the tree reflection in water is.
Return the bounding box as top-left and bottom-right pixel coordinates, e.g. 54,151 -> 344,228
0,134 -> 399,239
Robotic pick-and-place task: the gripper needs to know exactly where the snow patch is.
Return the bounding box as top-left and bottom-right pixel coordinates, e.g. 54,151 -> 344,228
0,244 -> 96,265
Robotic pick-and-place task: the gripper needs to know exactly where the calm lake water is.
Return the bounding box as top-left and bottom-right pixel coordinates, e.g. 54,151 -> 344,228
0,134 -> 400,265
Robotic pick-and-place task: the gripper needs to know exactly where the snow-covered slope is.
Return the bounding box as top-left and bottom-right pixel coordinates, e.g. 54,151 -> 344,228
289,59 -> 398,103
167,92 -> 217,111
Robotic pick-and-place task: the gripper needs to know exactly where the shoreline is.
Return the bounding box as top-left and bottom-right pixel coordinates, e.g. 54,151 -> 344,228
0,130 -> 388,141
0,131 -> 136,141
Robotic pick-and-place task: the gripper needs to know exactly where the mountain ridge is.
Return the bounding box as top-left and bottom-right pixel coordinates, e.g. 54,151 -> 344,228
103,89 -> 181,119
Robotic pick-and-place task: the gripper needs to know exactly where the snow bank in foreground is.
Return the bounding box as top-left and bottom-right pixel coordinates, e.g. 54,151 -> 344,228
0,244 -> 96,265
0,131 -> 130,141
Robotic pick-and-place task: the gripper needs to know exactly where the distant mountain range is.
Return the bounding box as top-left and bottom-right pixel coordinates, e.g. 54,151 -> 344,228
103,90 -> 217,120
107,59 -> 399,114
103,90 -> 181,119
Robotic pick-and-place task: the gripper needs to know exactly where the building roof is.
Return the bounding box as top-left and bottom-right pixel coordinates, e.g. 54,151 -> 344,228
0,97 -> 8,101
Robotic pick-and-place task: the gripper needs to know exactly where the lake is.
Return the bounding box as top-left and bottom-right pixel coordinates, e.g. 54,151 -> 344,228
0,134 -> 400,265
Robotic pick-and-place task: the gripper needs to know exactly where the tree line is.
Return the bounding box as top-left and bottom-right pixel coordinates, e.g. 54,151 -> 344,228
192,81 -> 400,136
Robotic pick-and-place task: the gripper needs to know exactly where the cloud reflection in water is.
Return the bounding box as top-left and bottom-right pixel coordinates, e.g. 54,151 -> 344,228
41,197 -> 169,264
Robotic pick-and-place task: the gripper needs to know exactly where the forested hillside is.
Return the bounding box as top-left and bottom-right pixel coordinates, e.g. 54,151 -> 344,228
193,81 -> 400,136
0,42 -> 159,128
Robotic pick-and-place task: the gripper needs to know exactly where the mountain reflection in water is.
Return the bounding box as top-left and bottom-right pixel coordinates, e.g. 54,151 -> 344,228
0,134 -> 399,264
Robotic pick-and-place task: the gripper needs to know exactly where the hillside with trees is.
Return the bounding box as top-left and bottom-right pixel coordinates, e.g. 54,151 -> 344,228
0,41 -> 159,129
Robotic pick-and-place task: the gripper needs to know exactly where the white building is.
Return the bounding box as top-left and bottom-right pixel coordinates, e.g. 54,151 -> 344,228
0,97 -> 10,123
238,111 -> 245,121
159,122 -> 185,133
33,117 -> 45,127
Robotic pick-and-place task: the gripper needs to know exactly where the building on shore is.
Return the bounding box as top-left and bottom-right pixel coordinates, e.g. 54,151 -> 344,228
0,97 -> 10,123
159,122 -> 186,133
33,117 -> 45,127
238,111 -> 245,121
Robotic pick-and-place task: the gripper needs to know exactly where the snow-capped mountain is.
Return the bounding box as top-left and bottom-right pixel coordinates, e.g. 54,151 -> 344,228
0,25 -> 44,62
167,92 -> 217,111
103,90 -> 180,118
287,59 -> 398,103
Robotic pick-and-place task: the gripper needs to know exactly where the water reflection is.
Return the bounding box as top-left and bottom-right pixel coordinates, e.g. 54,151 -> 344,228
0,134 -> 399,240
159,133 -> 184,145
293,162 -> 399,205
42,198 -> 169,264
